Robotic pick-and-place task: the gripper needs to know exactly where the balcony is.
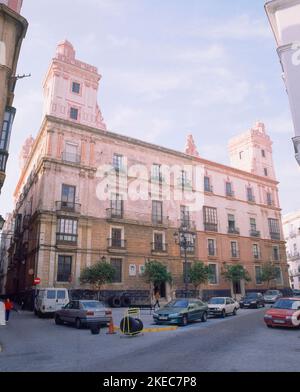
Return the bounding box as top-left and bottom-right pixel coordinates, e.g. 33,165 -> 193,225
62,152 -> 81,165
106,209 -> 170,227
181,245 -> 196,256
204,223 -> 218,233
250,230 -> 261,238
22,215 -> 31,231
56,233 -> 78,245
107,238 -> 127,252
231,251 -> 240,259
208,248 -> 217,258
56,201 -> 81,214
247,196 -> 256,203
228,227 -> 240,235
151,242 -> 168,254
270,232 -> 281,241
204,185 -> 213,193
253,253 -> 261,261
178,219 -> 196,231
287,252 -> 300,261
226,191 -> 235,198
0,150 -> 8,173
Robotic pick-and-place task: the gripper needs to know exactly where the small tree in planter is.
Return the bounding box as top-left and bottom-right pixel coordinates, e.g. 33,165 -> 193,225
142,260 -> 172,303
80,261 -> 116,300
222,264 -> 251,298
260,262 -> 279,289
188,261 -> 210,299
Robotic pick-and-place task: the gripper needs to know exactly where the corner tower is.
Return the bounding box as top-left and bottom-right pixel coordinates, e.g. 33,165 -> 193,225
228,122 -> 276,180
42,40 -> 106,130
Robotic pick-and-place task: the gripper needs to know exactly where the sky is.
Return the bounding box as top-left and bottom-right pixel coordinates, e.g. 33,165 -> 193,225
1,0 -> 300,216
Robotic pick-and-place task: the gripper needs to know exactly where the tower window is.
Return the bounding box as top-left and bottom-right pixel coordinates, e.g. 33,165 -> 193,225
264,168 -> 268,177
239,151 -> 243,160
72,82 -> 81,94
262,150 -> 266,158
70,107 -> 78,120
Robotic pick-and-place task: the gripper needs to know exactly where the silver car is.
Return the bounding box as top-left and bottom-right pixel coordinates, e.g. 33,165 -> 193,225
263,290 -> 283,304
55,300 -> 112,329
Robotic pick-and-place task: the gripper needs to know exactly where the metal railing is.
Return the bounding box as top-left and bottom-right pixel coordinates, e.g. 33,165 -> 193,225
204,223 -> 218,232
56,201 -> 81,214
270,232 -> 281,241
56,233 -> 78,244
151,242 -> 168,253
107,238 -> 127,249
250,230 -> 261,238
228,227 -> 240,235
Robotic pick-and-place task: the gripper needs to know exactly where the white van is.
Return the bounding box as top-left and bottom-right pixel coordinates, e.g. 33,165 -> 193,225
34,288 -> 69,317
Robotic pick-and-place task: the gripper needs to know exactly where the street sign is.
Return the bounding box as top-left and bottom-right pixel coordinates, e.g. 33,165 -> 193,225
34,278 -> 41,285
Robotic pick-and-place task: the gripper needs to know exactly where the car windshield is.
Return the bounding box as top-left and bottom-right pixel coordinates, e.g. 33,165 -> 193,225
265,291 -> 279,296
81,301 -> 105,309
273,299 -> 300,310
244,293 -> 258,299
208,298 -> 225,305
166,300 -> 189,308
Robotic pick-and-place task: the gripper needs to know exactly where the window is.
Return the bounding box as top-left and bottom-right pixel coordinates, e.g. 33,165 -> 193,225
203,207 -> 218,232
57,218 -> 78,243
63,142 -> 80,163
111,258 -> 122,283
111,228 -> 123,248
226,182 -> 234,197
253,244 -> 260,260
250,218 -> 258,235
273,246 -> 280,262
111,194 -> 123,218
268,219 -> 280,240
231,242 -> 239,258
151,164 -> 162,182
275,267 -> 283,285
180,205 -> 190,227
228,214 -> 237,233
47,290 -> 56,300
153,233 -> 165,252
208,264 -> 218,284
72,82 -> 81,94
57,290 -> 66,300
61,185 -> 76,209
152,201 -> 163,224
262,150 -> 266,158
255,266 -> 262,285
267,193 -> 273,206
208,239 -> 216,256
179,170 -> 191,189
247,187 -> 254,202
181,234 -> 195,254
204,176 -> 212,192
57,256 -> 72,282
113,154 -> 124,172
239,151 -> 243,160
70,107 -> 78,120
264,168 -> 268,177
0,107 -> 15,151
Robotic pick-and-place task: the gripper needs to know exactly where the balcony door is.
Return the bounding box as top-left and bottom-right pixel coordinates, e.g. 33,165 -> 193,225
62,185 -> 76,210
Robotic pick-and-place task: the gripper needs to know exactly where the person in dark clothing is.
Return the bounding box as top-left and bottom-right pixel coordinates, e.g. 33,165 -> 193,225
5,299 -> 14,323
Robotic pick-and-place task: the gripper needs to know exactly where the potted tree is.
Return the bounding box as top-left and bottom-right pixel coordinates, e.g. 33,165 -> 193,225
80,261 -> 115,301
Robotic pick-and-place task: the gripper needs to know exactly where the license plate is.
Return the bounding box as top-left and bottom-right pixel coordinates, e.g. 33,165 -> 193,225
273,319 -> 285,324
159,316 -> 168,321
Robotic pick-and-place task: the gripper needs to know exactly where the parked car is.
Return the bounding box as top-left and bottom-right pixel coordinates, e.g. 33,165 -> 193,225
264,297 -> 300,329
240,292 -> 265,309
34,288 -> 69,317
55,300 -> 112,329
293,289 -> 300,297
208,297 -> 239,318
263,290 -> 283,304
153,298 -> 208,326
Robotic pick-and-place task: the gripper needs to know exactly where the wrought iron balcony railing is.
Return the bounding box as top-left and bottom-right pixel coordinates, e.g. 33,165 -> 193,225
56,201 -> 81,214
151,242 -> 168,253
107,238 -> 127,249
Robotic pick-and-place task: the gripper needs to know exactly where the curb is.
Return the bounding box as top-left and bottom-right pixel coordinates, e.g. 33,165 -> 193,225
113,326 -> 178,333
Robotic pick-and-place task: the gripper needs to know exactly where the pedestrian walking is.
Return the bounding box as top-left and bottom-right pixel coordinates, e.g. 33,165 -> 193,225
0,300 -> 5,326
154,290 -> 161,309
5,299 -> 14,323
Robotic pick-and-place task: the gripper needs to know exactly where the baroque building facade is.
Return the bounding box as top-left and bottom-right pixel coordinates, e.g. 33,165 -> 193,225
4,41 -> 290,304
283,211 -> 300,290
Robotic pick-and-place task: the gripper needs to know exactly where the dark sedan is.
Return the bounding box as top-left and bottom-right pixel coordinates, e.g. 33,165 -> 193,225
153,299 -> 208,326
240,292 -> 265,309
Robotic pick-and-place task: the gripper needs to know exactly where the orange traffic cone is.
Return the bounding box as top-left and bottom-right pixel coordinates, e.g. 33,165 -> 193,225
106,316 -> 117,335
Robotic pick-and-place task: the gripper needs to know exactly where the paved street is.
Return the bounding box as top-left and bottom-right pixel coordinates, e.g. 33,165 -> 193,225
0,307 -> 299,372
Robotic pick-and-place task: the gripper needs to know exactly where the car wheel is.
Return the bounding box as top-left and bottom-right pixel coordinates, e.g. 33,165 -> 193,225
34,308 -> 38,316
181,315 -> 188,327
201,312 -> 208,323
221,309 -> 226,318
55,315 -> 63,325
267,325 -> 273,329
75,318 -> 82,329
37,310 -> 43,318
233,308 -> 237,316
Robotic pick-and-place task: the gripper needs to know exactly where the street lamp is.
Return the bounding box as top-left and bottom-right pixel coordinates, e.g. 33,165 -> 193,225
174,227 -> 196,298
0,216 -> 5,231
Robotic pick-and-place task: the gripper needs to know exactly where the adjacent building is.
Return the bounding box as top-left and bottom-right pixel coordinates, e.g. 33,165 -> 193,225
265,0 -> 300,165
3,41 -> 290,305
0,0 -> 28,192
283,211 -> 300,290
